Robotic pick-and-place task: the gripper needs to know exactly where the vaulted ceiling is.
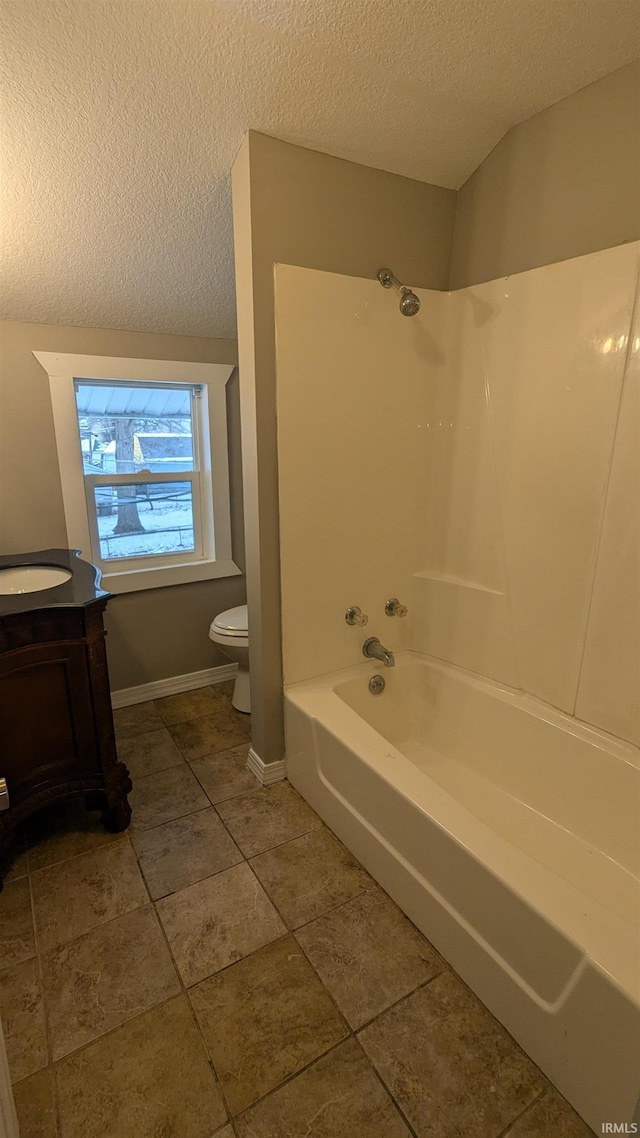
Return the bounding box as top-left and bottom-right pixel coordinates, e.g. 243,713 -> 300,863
2,0 -> 638,338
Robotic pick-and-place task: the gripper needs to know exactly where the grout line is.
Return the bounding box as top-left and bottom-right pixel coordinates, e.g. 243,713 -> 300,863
127,835 -> 237,1131
22,809 -> 305,964
132,778 -> 364,1123
27,868 -> 64,1137
206,824 -> 444,1129
350,970 -> 444,1036
46,993 -> 183,1070
27,834 -> 160,1085
285,880 -> 374,935
31,825 -> 234,1127
184,929 -> 292,988
183,995 -> 236,1131
130,802 -> 218,839
230,1035 -> 356,1123
352,1034 -> 424,1138
143,843 -> 308,1127
495,1086 -> 548,1138
127,787 -> 297,1133
26,830 -> 129,880
142,854 -> 246,905
128,740 -> 250,785
235,817 -> 323,861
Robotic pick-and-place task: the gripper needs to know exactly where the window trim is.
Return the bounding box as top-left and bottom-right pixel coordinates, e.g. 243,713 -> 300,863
35,352 -> 241,594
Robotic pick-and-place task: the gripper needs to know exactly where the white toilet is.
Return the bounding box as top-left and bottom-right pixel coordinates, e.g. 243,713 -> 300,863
209,604 -> 250,713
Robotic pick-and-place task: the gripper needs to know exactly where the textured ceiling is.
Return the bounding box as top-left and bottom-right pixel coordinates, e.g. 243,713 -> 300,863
1,0 -> 638,338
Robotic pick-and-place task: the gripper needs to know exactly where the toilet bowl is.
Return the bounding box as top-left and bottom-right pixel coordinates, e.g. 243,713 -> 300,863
209,604 -> 250,713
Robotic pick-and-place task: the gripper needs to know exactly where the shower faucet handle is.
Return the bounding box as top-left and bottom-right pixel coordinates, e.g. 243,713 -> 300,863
385,597 -> 408,618
345,606 -> 369,627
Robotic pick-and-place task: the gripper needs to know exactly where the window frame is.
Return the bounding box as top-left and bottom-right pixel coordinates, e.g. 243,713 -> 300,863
36,353 -> 241,594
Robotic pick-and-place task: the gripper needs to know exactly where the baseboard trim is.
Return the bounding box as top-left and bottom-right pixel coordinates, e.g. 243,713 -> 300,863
111,663 -> 238,709
247,747 -> 286,786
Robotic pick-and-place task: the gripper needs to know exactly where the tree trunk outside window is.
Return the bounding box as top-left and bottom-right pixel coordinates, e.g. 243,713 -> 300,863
113,419 -> 145,534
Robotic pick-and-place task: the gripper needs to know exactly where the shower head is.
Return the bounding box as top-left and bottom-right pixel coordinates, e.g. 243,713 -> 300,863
399,288 -> 421,317
377,267 -> 421,317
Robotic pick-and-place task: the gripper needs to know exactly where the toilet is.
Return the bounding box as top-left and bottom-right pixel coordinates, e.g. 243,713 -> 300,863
209,604 -> 250,713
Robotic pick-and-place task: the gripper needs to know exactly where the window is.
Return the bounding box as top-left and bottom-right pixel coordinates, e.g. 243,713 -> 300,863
36,354 -> 240,593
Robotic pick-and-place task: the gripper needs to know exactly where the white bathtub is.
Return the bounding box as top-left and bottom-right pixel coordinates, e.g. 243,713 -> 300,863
284,652 -> 640,1133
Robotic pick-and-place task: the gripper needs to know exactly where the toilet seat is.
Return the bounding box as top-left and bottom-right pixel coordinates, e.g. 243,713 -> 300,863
208,604 -> 250,713
211,604 -> 248,637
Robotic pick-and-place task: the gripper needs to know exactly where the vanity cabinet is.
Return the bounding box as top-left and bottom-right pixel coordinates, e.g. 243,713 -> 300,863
0,550 -> 131,876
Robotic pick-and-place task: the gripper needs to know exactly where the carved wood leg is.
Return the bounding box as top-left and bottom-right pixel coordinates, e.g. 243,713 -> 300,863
101,762 -> 133,833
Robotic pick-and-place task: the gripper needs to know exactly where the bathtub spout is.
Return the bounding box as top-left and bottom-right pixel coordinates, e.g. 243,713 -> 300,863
363,637 -> 395,667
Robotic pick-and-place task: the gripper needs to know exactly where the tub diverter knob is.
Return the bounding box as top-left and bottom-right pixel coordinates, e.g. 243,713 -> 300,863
345,606 -> 368,627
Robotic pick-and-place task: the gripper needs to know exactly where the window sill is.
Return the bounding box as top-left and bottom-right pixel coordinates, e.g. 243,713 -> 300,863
101,557 -> 242,594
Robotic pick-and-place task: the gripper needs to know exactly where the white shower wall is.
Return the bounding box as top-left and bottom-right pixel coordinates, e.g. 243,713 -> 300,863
275,241 -> 639,747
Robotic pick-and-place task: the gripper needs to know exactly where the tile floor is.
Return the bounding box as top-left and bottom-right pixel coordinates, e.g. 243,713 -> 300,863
0,682 -> 594,1137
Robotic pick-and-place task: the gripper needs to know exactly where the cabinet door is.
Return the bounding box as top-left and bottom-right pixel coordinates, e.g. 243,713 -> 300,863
0,641 -> 99,806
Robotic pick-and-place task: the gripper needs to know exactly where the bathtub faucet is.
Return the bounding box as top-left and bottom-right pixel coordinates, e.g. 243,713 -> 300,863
362,637 -> 395,667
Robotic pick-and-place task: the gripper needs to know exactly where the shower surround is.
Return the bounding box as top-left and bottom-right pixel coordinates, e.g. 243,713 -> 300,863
274,243 -> 640,1132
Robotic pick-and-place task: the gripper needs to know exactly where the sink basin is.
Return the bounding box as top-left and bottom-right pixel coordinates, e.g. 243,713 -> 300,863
0,565 -> 72,594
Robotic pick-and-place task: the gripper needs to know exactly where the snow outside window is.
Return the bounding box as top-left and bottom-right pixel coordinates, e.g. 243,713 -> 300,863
37,354 -> 240,594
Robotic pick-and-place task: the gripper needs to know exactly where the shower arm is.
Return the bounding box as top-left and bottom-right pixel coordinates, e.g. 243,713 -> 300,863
377,267 -> 421,317
378,268 -> 404,293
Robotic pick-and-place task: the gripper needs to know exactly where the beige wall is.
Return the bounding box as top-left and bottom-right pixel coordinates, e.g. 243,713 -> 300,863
0,320 -> 245,690
232,132 -> 456,764
450,63 -> 640,288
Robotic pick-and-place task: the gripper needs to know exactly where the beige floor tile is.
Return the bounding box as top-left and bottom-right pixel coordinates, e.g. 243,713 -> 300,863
42,905 -> 180,1060
129,764 -> 209,831
190,743 -> 257,803
154,686 -> 222,726
209,678 -> 234,696
235,1037 -> 412,1138
55,995 -> 227,1138
116,726 -> 184,779
13,1067 -> 57,1138
213,1128 -> 234,1138
156,861 -> 285,986
296,888 -> 444,1029
358,972 -> 546,1138
31,839 -> 147,952
191,934 -> 347,1115
0,957 -> 47,1083
503,1089 -> 594,1137
26,801 -> 122,873
0,876 -> 36,967
216,782 -> 322,857
113,701 -> 162,740
133,807 -> 242,899
250,827 -> 372,928
168,706 -> 250,761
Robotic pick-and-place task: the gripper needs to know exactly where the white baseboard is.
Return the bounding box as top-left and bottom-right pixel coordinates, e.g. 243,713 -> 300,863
247,747 -> 286,786
111,663 -> 238,709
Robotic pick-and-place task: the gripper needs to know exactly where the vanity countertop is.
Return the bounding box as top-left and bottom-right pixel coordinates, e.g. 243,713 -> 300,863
0,549 -> 110,617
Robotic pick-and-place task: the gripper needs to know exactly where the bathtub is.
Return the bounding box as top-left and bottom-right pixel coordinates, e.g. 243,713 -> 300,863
284,652 -> 640,1133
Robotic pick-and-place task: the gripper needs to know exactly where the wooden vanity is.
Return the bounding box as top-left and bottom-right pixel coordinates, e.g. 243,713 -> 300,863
0,549 -> 131,877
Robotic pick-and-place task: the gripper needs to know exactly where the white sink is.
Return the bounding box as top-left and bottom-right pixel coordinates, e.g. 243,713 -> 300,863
0,565 -> 72,594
